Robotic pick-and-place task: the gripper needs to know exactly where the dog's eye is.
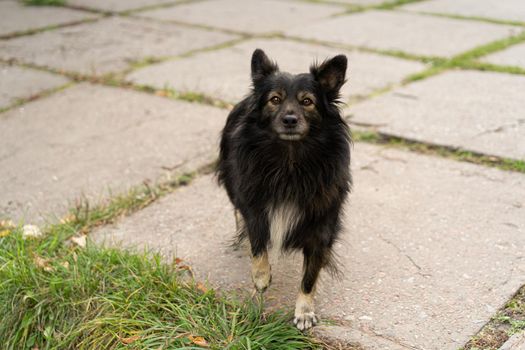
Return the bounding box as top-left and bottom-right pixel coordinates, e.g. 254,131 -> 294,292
270,96 -> 281,105
302,98 -> 313,106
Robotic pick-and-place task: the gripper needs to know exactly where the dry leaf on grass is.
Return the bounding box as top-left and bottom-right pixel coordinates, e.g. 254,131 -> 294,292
60,214 -> 76,224
0,220 -> 15,228
119,335 -> 140,344
33,255 -> 53,272
70,235 -> 87,248
196,282 -> 208,293
0,229 -> 10,238
188,335 -> 209,347
23,225 -> 42,238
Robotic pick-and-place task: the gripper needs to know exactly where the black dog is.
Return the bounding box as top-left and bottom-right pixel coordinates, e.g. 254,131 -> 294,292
217,49 -> 351,330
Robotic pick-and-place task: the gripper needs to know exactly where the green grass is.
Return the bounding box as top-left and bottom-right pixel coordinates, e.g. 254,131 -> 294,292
22,0 -> 65,6
0,225 -> 318,349
375,0 -> 425,10
407,10 -> 525,27
0,169 -> 320,349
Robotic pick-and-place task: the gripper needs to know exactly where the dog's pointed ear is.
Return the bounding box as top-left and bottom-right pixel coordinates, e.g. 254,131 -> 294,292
310,55 -> 347,99
251,49 -> 278,85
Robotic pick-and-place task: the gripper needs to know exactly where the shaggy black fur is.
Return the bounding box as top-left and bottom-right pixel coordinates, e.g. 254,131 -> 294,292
216,49 -> 351,295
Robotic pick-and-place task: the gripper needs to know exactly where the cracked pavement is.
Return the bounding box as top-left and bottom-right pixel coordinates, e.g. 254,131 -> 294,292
1,0 -> 525,349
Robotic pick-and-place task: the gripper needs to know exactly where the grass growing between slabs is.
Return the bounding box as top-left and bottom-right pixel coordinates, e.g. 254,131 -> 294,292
352,130 -> 525,174
0,172 -> 319,350
462,285 -> 525,350
22,0 -> 65,6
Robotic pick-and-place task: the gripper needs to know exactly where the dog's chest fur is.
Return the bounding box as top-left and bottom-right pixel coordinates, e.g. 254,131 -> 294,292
267,203 -> 301,259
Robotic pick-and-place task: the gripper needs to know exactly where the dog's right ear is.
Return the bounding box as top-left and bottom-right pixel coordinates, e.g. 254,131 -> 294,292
251,49 -> 278,85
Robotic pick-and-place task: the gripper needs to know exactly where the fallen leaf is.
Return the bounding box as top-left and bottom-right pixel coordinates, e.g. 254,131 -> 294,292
70,235 -> 87,248
60,261 -> 70,269
178,264 -> 191,271
33,255 -> 53,272
155,90 -> 168,97
174,257 -> 183,265
189,335 -> 208,347
120,335 -> 140,344
196,282 -> 208,293
0,229 -> 10,238
60,214 -> 76,224
0,220 -> 15,228
23,225 -> 42,238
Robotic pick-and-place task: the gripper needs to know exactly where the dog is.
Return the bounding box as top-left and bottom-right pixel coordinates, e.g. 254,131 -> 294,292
216,49 -> 351,330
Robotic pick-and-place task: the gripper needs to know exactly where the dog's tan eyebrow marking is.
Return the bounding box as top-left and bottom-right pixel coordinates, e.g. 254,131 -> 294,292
268,89 -> 285,100
297,91 -> 316,104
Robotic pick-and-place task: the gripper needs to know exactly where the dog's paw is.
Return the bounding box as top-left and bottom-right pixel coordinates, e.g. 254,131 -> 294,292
293,311 -> 317,331
251,253 -> 271,292
252,270 -> 272,292
294,292 -> 317,331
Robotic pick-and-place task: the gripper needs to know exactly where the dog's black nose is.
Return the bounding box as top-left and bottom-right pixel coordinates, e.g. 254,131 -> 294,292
282,114 -> 298,127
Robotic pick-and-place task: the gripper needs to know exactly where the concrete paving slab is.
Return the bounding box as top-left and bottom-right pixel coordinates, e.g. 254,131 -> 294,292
499,332 -> 525,350
136,0 -> 341,34
0,0 -> 97,37
347,70 -> 525,160
92,143 -> 525,350
482,42 -> 525,69
0,17 -> 237,75
67,0 -> 181,13
285,10 -> 521,58
0,83 -> 226,224
127,38 -> 426,103
0,63 -> 69,109
402,0 -> 525,23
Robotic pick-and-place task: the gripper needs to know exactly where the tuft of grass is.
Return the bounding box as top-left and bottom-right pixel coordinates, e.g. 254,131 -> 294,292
447,32 -> 525,66
405,10 -> 525,27
462,285 -> 525,350
22,0 -> 65,6
375,0 -> 425,10
352,130 -> 525,173
0,225 -> 318,349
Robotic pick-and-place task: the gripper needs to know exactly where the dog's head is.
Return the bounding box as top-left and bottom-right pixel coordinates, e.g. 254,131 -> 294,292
250,49 -> 347,141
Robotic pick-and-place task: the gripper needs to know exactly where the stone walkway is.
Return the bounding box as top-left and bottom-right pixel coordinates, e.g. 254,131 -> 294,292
1,0 -> 524,349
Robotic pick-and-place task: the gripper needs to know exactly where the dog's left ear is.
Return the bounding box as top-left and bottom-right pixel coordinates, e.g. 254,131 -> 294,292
251,49 -> 278,85
310,55 -> 347,99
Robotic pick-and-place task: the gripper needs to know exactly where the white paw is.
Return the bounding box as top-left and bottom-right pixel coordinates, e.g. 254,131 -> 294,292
293,311 -> 318,331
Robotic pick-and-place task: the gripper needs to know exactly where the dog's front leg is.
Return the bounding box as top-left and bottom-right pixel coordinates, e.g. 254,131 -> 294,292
251,250 -> 271,292
294,246 -> 328,331
244,211 -> 272,292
